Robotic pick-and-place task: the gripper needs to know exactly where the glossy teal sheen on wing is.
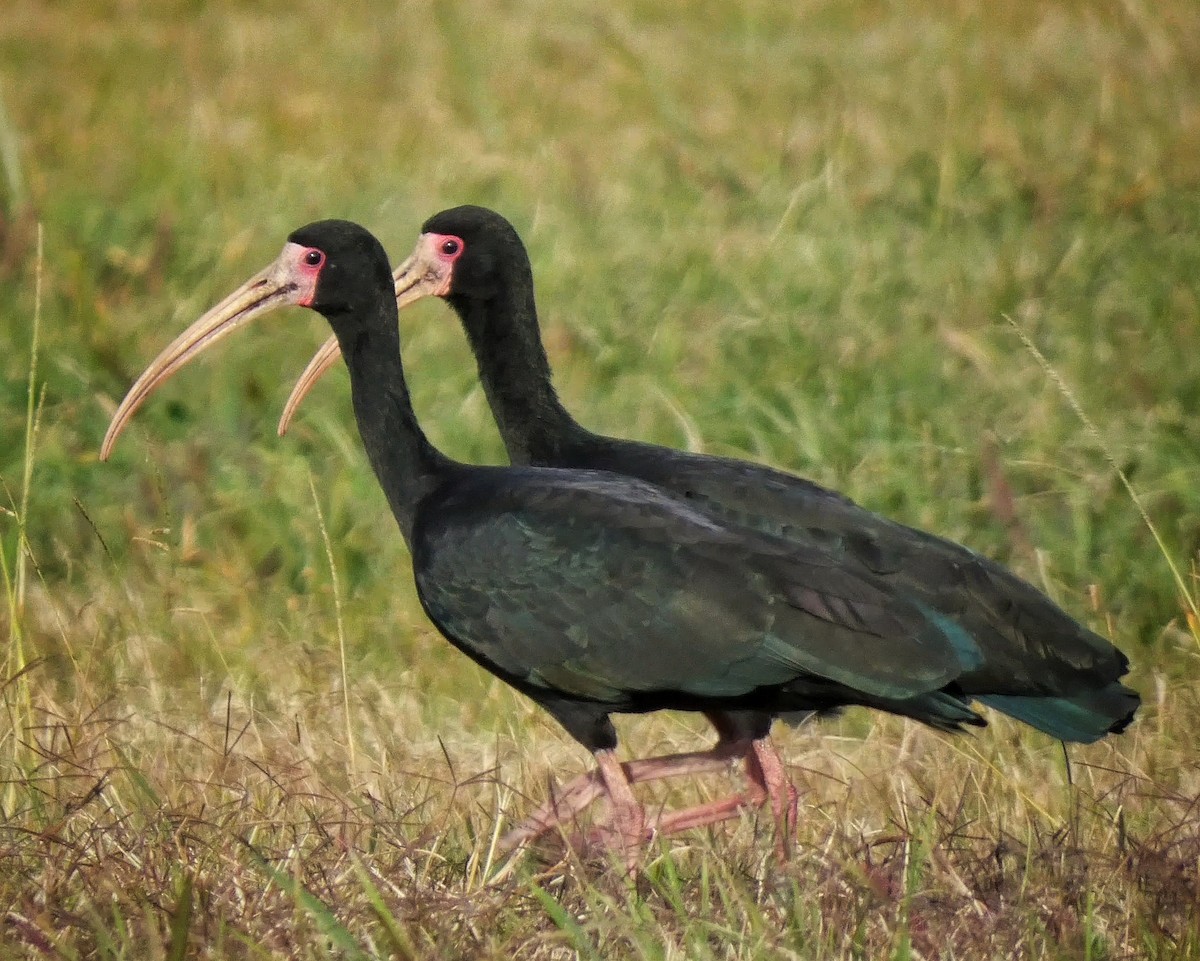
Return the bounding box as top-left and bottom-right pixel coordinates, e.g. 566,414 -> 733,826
414,470 -> 966,704
913,601 -> 985,672
397,206 -> 1139,746
977,686 -> 1140,743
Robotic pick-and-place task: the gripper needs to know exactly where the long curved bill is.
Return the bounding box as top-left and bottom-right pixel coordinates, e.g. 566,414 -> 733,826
277,334 -> 341,436
277,241 -> 449,436
101,248 -> 308,460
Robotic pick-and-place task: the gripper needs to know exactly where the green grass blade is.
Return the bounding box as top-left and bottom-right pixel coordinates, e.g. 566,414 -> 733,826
1005,314 -> 1200,635
348,855 -> 419,961
245,846 -> 369,961
0,80 -> 25,212
530,883 -> 602,961
167,870 -> 195,961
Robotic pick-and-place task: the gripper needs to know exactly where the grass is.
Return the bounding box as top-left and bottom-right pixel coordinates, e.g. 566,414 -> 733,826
2,0 -> 1200,955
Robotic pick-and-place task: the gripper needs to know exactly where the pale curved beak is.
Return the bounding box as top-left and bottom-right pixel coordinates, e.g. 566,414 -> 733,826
101,248 -> 307,460
276,240 -> 450,436
277,334 -> 341,436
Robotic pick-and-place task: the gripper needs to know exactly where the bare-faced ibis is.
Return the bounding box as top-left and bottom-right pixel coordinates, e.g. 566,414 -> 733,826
102,220 -> 1027,865
281,206 -> 1139,847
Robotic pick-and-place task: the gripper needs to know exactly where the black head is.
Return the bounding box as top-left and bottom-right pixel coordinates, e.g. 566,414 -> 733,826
416,205 -> 531,303
282,209 -> 538,436
101,218 -> 397,459
287,219 -> 395,319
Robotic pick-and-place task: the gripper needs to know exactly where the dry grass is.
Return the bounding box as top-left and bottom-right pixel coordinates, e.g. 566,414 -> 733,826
3,0 -> 1200,956
3,665 -> 1198,958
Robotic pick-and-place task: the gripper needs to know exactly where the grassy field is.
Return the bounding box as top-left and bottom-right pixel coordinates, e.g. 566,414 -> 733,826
3,0 -> 1200,956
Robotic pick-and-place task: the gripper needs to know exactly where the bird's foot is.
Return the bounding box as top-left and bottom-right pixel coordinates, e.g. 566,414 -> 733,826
746,737 -> 800,860
499,769 -> 606,852
594,748 -> 652,871
648,738 -> 799,855
499,745 -> 745,853
498,738 -> 797,864
582,803 -> 650,871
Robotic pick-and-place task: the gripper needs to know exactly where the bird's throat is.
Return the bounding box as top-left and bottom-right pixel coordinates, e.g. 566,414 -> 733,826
339,324 -> 448,545
459,296 -> 590,466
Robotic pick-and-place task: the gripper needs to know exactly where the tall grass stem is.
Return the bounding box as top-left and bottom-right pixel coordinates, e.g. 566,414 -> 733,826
308,472 -> 357,774
1005,314 -> 1200,641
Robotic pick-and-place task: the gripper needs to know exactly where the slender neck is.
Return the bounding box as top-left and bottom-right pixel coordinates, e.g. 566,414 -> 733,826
331,302 -> 452,545
452,266 -> 593,466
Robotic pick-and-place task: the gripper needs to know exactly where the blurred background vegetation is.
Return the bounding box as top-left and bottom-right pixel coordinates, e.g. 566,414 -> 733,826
1,0 -> 1199,956
4,0 -> 1199,638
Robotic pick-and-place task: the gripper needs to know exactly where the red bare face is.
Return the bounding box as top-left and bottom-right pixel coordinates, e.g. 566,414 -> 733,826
294,245 -> 327,306
278,231 -> 462,435
101,240 -> 334,460
429,233 -> 465,267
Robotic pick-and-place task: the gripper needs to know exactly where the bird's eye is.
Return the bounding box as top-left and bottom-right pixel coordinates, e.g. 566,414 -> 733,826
440,239 -> 461,256
304,249 -> 325,267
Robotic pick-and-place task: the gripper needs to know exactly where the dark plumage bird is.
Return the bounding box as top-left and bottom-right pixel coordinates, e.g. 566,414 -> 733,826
104,220 -> 1013,863
281,206 -> 1140,846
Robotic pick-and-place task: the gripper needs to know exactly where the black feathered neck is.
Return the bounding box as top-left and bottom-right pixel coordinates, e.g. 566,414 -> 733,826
424,207 -> 596,463
294,220 -> 452,541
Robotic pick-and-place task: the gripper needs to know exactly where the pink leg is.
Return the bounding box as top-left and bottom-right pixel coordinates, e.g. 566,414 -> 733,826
499,731 -> 799,858
499,770 -> 607,852
747,738 -> 799,858
647,737 -> 800,857
593,748 -> 649,869
499,741 -> 748,852
653,792 -> 752,835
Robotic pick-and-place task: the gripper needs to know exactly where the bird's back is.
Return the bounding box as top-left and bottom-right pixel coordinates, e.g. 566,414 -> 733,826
548,433 -> 1137,740
408,465 -> 982,719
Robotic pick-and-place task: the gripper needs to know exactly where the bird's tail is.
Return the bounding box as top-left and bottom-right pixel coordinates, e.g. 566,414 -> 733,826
977,682 -> 1140,743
